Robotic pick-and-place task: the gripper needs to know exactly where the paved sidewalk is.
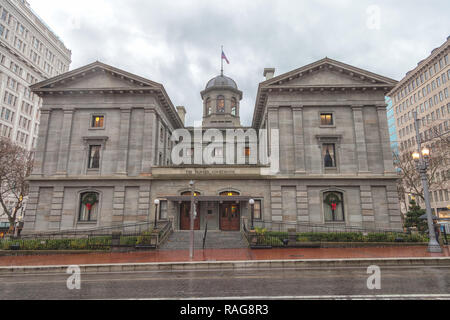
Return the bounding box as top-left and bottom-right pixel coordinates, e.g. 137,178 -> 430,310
0,245 -> 449,267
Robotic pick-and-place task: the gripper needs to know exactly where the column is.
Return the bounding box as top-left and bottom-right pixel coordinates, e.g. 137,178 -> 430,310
138,184 -> 151,221
377,105 -> 395,173
56,109 -> 74,175
296,185 -> 309,222
116,108 -> 131,174
360,185 -> 375,229
112,186 -> 125,225
49,186 -> 64,230
267,106 -> 278,155
386,184 -> 402,230
292,105 -> 306,173
23,184 -> 40,232
31,109 -> 51,176
141,107 -> 156,173
352,106 -> 369,173
270,183 -> 282,222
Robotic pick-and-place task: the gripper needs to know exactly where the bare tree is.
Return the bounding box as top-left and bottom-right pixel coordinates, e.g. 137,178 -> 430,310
394,120 -> 450,203
0,138 -> 34,234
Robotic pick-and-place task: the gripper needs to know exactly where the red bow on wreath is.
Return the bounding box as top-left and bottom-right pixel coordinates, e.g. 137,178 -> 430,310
82,194 -> 98,211
331,202 -> 337,211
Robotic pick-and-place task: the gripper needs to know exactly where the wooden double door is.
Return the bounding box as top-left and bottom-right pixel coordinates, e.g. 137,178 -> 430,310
220,202 -> 240,231
180,202 -> 200,230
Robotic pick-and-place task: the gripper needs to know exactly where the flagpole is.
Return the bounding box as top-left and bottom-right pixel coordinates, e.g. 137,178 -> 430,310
221,45 -> 223,76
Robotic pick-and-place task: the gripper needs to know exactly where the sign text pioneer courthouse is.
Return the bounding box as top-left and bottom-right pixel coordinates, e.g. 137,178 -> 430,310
24,57 -> 402,233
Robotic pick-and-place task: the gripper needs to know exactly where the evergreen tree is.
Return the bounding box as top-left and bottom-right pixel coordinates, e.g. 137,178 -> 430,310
404,200 -> 428,232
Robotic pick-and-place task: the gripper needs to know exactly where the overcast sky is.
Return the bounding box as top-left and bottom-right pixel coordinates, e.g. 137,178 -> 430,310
29,0 -> 450,126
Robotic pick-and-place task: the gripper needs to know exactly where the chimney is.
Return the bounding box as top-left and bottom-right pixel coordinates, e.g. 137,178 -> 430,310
176,106 -> 186,125
263,68 -> 275,80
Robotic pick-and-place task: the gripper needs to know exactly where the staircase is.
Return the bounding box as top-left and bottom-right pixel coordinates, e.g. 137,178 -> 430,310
160,231 -> 248,250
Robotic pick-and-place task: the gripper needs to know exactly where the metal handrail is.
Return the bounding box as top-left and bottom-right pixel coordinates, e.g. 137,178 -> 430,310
202,221 -> 208,249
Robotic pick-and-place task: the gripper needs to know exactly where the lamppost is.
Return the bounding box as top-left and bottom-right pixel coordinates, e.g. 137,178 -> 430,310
412,111 -> 442,253
154,199 -> 160,229
189,180 -> 195,260
249,199 -> 255,230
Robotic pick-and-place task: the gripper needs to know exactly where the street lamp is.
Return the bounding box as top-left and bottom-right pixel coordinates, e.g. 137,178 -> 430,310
189,180 -> 195,260
249,199 -> 255,230
154,199 -> 160,229
412,111 -> 442,253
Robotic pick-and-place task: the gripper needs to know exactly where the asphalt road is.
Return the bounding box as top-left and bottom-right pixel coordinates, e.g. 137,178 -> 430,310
0,265 -> 449,300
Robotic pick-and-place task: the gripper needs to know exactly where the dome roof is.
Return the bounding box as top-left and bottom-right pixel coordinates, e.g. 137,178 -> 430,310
205,75 -> 238,90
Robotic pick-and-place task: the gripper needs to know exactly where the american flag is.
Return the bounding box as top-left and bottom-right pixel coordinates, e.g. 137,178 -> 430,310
221,51 -> 230,64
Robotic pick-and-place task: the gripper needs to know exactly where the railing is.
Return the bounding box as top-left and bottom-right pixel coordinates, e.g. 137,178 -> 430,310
202,222 -> 208,249
243,220 -> 428,248
0,220 -> 173,251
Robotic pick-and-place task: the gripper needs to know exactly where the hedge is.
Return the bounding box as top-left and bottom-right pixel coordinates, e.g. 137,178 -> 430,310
258,232 -> 428,243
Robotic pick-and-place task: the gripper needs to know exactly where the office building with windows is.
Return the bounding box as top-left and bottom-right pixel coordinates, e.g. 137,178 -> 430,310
0,0 -> 71,224
23,57 -> 402,233
387,36 -> 449,219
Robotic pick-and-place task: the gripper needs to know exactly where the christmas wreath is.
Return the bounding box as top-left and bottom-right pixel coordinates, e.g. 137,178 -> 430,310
82,193 -> 98,211
324,193 -> 342,211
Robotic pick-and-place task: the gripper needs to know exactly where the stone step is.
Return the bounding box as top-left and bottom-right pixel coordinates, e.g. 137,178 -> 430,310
160,231 -> 248,250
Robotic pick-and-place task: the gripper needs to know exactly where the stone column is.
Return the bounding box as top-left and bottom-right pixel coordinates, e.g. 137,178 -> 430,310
377,105 -> 395,173
49,186 -> 64,230
386,184 -> 402,230
31,109 -> 51,176
267,106 -> 279,158
56,109 -> 74,175
351,105 -> 369,173
112,186 -> 125,225
23,185 -> 40,232
116,108 -> 131,175
270,183 -> 282,223
360,185 -> 375,229
141,107 -> 156,173
296,185 -> 309,223
292,105 -> 306,173
138,184 -> 151,221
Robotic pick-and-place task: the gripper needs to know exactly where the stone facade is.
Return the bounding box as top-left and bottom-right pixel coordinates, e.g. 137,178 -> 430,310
24,58 -> 402,233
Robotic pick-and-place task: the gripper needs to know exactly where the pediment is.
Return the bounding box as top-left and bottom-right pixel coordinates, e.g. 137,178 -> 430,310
31,61 -> 161,92
263,58 -> 397,88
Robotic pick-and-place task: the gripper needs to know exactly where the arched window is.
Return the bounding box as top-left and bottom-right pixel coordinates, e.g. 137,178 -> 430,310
323,191 -> 344,222
231,97 -> 237,116
206,98 -> 212,115
217,95 -> 225,113
79,192 -> 99,222
181,191 -> 201,196
220,191 -> 240,196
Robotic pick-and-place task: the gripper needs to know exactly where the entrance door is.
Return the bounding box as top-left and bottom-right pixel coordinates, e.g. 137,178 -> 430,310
220,202 -> 240,231
180,202 -> 200,230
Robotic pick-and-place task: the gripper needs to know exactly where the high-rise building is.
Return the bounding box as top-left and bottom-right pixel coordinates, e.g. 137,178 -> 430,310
0,0 -> 71,150
0,0 -> 71,224
387,36 -> 449,218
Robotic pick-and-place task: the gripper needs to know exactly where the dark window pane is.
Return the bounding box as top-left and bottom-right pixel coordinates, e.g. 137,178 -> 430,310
217,96 -> 225,113
88,145 -> 101,169
323,144 -> 336,168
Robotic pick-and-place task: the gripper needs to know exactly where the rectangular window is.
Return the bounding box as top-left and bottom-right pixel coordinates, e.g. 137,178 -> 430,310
320,113 -> 333,126
91,115 -> 104,128
159,200 -> 168,220
253,200 -> 262,220
88,145 -> 101,169
323,144 -> 336,168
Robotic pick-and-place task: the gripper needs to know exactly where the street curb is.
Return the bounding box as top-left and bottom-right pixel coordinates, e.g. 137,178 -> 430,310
0,257 -> 449,274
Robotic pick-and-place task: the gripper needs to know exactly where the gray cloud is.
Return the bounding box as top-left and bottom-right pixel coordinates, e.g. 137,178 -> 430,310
30,0 -> 450,126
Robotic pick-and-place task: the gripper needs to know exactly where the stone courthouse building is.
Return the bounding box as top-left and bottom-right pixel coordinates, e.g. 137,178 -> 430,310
23,57 -> 403,233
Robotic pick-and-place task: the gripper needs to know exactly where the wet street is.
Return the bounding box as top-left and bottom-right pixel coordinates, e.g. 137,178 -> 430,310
1,265 -> 448,300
